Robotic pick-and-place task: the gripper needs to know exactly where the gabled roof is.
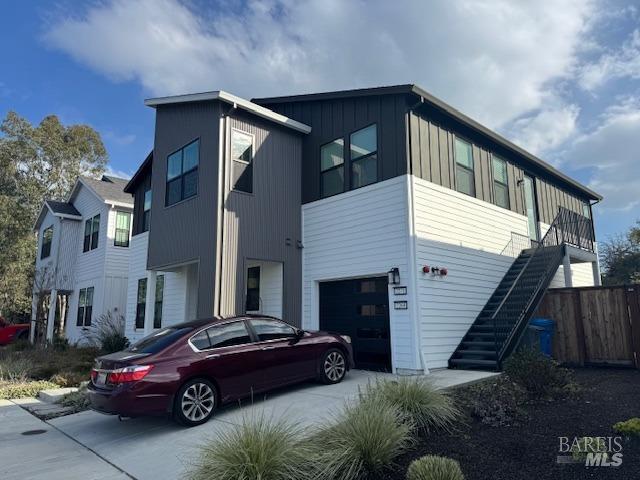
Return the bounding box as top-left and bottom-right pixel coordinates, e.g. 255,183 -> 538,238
144,90 -> 312,134
124,151 -> 152,194
69,175 -> 133,208
34,200 -> 82,231
253,84 -> 602,201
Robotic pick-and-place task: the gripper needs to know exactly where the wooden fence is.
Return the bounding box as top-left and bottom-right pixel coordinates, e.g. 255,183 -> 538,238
534,285 -> 640,369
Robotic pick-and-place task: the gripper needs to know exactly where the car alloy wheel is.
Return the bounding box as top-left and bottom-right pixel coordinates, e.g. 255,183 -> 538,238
324,350 -> 346,382
181,382 -> 215,422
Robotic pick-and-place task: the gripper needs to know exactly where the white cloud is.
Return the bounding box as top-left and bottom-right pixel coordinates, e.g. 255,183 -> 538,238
43,0 -> 595,129
104,130 -> 136,146
579,28 -> 640,91
507,102 -> 580,157
105,165 -> 133,180
563,96 -> 640,211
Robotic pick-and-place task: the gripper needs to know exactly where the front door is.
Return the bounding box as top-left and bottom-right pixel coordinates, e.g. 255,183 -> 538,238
319,277 -> 391,371
523,175 -> 540,242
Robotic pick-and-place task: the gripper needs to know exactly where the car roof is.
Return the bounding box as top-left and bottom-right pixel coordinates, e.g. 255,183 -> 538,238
167,315 -> 284,331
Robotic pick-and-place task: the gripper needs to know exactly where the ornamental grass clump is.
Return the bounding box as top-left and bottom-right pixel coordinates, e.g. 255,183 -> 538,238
363,377 -> 461,433
614,417 -> 640,437
307,397 -> 414,480
189,414 -> 311,480
406,455 -> 465,480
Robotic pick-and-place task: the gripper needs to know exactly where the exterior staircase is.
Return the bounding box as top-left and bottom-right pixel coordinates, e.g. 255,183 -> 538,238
449,207 -> 595,370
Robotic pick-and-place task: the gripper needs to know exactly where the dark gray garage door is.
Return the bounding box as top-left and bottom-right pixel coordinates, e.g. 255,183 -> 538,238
319,277 -> 391,371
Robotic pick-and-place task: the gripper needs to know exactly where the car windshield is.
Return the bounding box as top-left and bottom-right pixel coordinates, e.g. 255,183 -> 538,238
127,327 -> 193,354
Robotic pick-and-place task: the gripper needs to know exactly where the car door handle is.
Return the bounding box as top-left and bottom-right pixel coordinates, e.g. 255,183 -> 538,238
206,353 -> 220,359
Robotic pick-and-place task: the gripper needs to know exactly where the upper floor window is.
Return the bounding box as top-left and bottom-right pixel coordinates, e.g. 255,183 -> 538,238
114,211 -> 131,247
582,202 -> 591,219
231,130 -> 254,193
492,156 -> 510,209
83,214 -> 100,252
350,124 -> 377,189
320,138 -> 344,198
77,287 -> 94,327
143,189 -> 152,232
41,226 -> 53,259
454,138 -> 475,196
166,139 -> 199,206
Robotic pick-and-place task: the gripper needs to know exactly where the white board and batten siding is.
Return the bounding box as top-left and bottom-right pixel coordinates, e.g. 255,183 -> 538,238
302,176 -> 421,372
411,177 -> 530,370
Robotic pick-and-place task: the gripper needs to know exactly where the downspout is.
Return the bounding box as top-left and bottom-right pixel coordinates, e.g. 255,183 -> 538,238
214,102 -> 237,317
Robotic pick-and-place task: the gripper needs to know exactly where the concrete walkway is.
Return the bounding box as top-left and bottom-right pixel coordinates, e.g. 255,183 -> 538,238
0,399 -> 129,480
2,369 -> 498,480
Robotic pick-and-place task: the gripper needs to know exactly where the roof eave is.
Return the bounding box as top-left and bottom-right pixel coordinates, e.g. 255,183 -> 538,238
124,151 -> 153,193
144,91 -> 312,134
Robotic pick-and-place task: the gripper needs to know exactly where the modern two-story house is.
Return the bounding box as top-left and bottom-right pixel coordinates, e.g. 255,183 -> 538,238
124,84 -> 601,373
32,176 -> 133,343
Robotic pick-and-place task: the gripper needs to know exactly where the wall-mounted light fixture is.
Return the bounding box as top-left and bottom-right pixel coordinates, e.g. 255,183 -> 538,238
387,267 -> 400,285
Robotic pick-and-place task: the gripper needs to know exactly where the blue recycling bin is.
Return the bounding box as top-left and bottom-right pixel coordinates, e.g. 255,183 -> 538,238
529,318 -> 555,356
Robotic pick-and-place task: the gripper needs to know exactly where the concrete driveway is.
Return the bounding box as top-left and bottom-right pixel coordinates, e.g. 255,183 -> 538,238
4,369 -> 497,480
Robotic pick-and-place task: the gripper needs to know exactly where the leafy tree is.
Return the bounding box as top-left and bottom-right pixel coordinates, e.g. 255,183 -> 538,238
0,111 -> 107,321
600,221 -> 640,286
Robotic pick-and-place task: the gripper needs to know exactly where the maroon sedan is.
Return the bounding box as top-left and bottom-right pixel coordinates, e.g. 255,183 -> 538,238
88,316 -> 354,426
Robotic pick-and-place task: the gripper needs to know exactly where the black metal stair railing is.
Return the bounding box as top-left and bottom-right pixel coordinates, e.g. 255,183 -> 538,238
491,207 -> 595,364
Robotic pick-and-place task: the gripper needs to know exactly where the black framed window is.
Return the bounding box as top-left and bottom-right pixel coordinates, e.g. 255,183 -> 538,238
153,275 -> 164,329
454,138 -> 475,196
246,266 -> 260,312
350,124 -> 377,189
249,319 -> 296,341
492,156 -> 510,209
142,189 -> 151,232
320,138 -> 344,198
135,278 -> 147,329
83,214 -> 100,252
231,130 -> 254,193
114,211 -> 131,247
166,139 -> 199,206
76,287 -> 94,327
41,226 -> 53,259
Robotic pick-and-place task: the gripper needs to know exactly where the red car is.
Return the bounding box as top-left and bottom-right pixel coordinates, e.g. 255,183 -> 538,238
88,315 -> 354,426
0,317 -> 30,346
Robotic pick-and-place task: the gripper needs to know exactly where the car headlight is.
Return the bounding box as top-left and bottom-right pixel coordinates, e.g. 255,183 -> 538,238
340,335 -> 351,344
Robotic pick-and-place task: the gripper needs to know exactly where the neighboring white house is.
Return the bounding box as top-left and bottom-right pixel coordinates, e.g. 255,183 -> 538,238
32,175 -> 133,344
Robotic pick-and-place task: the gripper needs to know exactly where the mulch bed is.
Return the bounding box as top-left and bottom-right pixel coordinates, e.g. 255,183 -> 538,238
390,367 -> 640,480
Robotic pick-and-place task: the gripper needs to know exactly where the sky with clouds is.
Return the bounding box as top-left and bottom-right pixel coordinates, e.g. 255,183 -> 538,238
1,0 -> 639,240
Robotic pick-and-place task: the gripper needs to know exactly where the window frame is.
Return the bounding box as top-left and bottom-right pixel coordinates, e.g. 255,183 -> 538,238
76,286 -> 94,327
114,211 -> 132,247
153,275 -> 164,329
247,318 -> 298,343
165,139 -> 200,207
349,123 -> 378,190
135,278 -> 147,330
230,129 -> 255,194
320,137 -> 345,198
491,155 -> 510,209
454,136 -> 476,197
83,214 -> 100,252
41,225 -> 53,259
142,189 -> 152,232
245,266 -> 261,312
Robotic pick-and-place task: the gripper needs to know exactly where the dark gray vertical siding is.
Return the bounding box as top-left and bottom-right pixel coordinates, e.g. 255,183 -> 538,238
147,101 -> 222,318
220,112 -> 303,325
263,94 -> 410,204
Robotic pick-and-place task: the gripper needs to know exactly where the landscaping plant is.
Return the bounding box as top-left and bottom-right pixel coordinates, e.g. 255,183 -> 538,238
613,417 -> 640,437
503,348 -> 573,398
308,397 -> 413,480
406,455 -> 465,480
454,376 -> 527,427
363,377 -> 461,433
83,310 -> 129,353
189,414 -> 311,480
58,387 -> 91,413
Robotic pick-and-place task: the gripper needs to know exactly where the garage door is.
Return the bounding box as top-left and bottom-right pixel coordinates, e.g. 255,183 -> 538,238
319,277 -> 391,371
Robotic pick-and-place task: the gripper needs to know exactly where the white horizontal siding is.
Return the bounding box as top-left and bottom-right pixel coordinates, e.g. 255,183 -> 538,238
302,176 -> 418,371
411,177 -> 529,369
